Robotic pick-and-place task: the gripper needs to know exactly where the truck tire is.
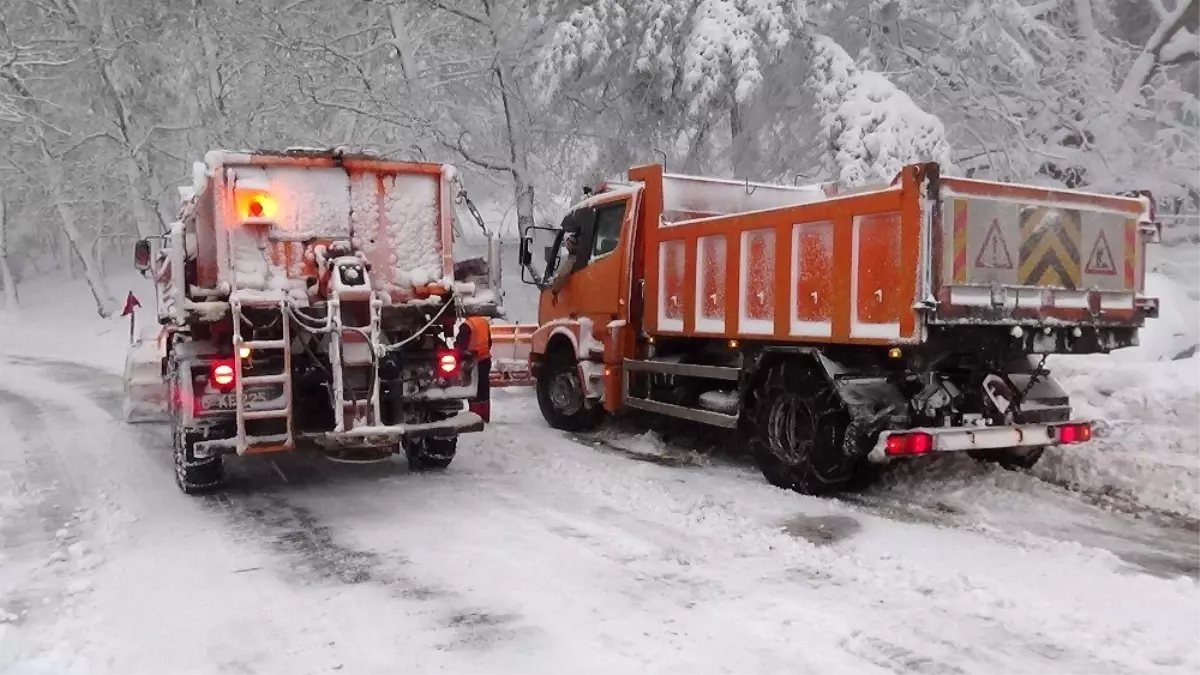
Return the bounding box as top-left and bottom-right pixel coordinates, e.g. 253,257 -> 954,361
536,354 -> 603,432
173,427 -> 224,494
748,362 -> 866,495
405,436 -> 457,471
166,356 -> 223,495
969,447 -> 1045,471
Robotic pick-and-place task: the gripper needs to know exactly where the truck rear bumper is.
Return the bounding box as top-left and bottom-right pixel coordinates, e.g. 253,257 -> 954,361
193,411 -> 484,456
867,420 -> 1092,463
311,411 -> 485,449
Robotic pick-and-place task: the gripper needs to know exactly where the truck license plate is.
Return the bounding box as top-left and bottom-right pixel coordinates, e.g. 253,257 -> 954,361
199,386 -> 282,412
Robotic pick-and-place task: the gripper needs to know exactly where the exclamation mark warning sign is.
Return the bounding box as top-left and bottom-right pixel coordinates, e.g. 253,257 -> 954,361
975,219 -> 1014,270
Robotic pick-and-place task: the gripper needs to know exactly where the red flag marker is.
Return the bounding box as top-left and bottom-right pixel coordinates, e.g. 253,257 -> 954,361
121,291 -> 142,317
122,291 -> 142,343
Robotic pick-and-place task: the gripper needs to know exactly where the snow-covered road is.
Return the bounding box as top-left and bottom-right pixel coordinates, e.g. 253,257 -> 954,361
1,354 -> 1197,674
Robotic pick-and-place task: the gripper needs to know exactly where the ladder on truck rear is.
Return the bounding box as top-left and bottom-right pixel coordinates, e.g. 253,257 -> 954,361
228,292 -> 385,453
327,294 -> 385,436
231,298 -> 295,454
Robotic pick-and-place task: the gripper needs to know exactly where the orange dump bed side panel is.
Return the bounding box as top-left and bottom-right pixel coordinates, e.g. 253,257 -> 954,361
641,165 -> 928,345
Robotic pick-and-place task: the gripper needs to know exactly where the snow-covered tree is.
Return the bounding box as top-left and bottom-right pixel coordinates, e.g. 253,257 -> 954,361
0,188 -> 17,312
538,0 -> 806,120
808,35 -> 954,186
535,0 -> 810,176
0,0 -> 1192,307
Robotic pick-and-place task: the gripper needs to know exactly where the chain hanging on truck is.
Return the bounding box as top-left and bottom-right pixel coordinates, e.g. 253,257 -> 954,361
1015,354 -> 1050,407
452,178 -> 489,237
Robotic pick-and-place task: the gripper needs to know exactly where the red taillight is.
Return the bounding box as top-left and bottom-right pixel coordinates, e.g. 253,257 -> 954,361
438,352 -> 459,377
1057,422 -> 1092,445
210,360 -> 236,390
884,432 -> 934,457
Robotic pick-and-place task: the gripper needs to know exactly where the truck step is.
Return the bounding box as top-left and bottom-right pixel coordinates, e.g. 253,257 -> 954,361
243,441 -> 295,455
243,408 -> 291,421
243,339 -> 288,350
241,373 -> 290,385
234,298 -> 288,309
622,395 -> 739,428
623,359 -> 740,381
244,433 -> 292,445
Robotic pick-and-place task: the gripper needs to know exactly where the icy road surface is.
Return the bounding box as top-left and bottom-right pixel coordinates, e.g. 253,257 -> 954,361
1,355 -> 1197,674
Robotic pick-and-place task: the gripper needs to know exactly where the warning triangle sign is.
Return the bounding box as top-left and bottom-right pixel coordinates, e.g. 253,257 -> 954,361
1085,230 -> 1117,275
974,219 -> 1014,270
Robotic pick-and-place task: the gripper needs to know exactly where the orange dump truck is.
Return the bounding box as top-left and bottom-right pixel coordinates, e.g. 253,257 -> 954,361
513,162 -> 1161,494
126,148 -> 500,493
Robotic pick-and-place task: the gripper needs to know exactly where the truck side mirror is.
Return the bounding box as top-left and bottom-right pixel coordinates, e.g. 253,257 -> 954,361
518,234 -> 533,267
133,239 -> 152,274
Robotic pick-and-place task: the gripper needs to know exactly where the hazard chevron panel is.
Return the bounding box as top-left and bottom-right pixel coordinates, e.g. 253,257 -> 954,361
944,196 -> 1138,293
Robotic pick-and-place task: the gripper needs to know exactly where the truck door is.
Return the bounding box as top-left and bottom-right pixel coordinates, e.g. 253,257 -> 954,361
538,193 -> 634,331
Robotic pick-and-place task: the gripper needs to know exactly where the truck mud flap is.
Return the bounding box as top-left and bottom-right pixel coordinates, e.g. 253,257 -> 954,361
801,353 -> 910,459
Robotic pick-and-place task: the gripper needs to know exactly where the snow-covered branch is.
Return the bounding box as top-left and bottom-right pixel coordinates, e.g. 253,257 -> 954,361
808,35 -> 955,186
1119,0 -> 1200,100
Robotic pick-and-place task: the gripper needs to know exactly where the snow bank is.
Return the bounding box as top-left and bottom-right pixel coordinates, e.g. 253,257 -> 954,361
1041,353 -> 1200,518
0,272 -> 152,374
1114,271 -> 1200,362
1032,268 -> 1199,516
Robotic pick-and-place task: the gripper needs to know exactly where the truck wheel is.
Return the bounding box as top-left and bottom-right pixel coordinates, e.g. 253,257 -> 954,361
173,427 -> 224,494
969,447 -> 1045,471
749,363 -> 865,495
405,436 -> 457,471
536,356 -> 603,432
167,361 -> 223,495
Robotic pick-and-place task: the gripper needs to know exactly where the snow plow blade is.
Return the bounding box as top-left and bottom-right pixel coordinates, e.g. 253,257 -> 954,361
490,323 -> 537,387
491,323 -> 536,387
122,326 -> 169,423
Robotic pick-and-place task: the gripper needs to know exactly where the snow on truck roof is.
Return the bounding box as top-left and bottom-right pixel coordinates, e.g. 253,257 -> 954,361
658,171 -> 832,224
650,165 -> 1151,226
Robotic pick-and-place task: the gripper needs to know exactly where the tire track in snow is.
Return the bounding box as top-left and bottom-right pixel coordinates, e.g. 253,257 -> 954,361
0,384 -> 104,669
8,356 -> 533,653
482,405 -> 1153,673
0,388 -> 78,548
568,415 -> 1200,581
13,357 -> 1196,671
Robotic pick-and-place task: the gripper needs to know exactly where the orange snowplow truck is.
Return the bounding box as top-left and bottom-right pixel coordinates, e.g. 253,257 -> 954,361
516,163 -> 1162,494
127,148 -> 501,494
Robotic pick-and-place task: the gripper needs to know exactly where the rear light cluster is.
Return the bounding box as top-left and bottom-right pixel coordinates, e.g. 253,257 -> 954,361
885,432 -> 934,457
209,359 -> 236,391
1056,422 -> 1092,445
437,351 -> 460,378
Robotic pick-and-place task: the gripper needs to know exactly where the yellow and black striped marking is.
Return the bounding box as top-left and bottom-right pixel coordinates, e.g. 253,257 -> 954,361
1018,206 -> 1081,289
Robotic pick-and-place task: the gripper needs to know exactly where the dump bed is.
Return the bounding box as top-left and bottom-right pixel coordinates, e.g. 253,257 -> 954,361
187,150 -> 456,305
639,164 -> 1156,346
